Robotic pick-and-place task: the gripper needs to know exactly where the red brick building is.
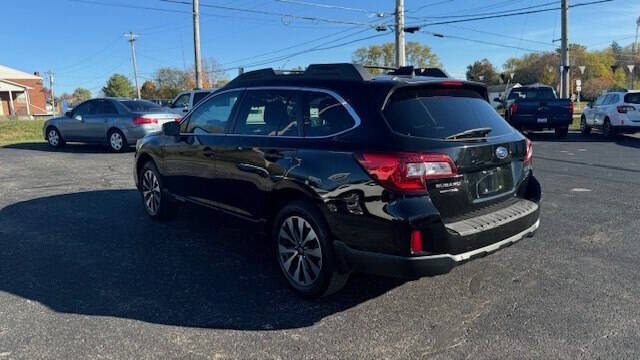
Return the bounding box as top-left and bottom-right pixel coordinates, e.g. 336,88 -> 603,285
0,64 -> 48,117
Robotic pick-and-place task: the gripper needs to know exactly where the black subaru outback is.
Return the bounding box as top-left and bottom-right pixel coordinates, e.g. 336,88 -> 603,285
134,63 -> 541,298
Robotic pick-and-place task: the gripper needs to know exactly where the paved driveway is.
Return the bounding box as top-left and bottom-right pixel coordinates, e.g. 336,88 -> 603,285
1,135 -> 639,359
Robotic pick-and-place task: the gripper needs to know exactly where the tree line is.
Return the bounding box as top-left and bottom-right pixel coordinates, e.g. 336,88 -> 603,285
354,40 -> 640,100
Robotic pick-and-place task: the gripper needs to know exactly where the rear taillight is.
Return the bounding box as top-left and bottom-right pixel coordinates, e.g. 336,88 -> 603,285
617,105 -> 635,113
525,138 -> 533,163
511,103 -> 519,114
175,117 -> 182,122
356,152 -> 457,193
410,230 -> 423,254
569,101 -> 574,114
133,117 -> 158,125
441,81 -> 463,86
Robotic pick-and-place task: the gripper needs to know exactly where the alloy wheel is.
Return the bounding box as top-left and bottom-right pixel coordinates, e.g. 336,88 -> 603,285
110,132 -> 123,151
141,170 -> 161,215
277,216 -> 323,287
48,130 -> 59,146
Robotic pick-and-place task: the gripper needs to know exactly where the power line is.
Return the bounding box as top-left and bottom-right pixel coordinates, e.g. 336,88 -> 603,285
158,0 -> 385,28
408,0 -> 613,28
407,0 -> 559,20
420,30 -> 547,53
273,0 -> 385,16
407,0 -> 455,13
443,24 -> 555,47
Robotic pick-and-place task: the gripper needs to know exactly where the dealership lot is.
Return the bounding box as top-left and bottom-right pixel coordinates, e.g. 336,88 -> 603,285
1,134 -> 640,359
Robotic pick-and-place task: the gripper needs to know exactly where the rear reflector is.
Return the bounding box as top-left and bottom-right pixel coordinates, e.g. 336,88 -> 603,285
569,101 -> 574,114
133,117 -> 158,125
356,152 -> 457,193
441,81 -> 463,86
411,230 -> 423,254
511,102 -> 519,114
525,138 -> 533,163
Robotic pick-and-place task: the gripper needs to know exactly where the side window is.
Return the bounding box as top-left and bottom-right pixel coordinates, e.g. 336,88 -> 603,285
72,102 -> 90,116
88,100 -> 104,115
186,91 -> 241,134
610,94 -> 620,105
602,94 -> 614,105
231,90 -> 298,136
173,93 -> 190,108
103,100 -> 118,115
302,91 -> 355,137
192,92 -> 210,106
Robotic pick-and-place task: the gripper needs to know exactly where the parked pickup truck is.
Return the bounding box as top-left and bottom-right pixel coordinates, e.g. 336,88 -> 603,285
497,84 -> 573,138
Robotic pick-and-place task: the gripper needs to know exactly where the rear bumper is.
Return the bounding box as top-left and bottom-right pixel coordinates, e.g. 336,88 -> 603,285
509,114 -> 572,129
334,219 -> 539,278
614,125 -> 640,133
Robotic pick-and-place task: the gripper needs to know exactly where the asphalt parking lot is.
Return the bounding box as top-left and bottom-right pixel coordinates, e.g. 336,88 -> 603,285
1,133 -> 640,359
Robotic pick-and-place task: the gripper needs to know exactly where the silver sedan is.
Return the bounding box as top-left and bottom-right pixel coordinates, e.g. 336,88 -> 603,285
43,98 -> 179,152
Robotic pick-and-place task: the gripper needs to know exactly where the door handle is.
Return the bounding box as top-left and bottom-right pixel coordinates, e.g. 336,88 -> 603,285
263,150 -> 283,162
202,147 -> 215,158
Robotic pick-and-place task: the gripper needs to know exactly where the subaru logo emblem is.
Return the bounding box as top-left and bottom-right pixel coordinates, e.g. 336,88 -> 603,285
496,146 -> 508,159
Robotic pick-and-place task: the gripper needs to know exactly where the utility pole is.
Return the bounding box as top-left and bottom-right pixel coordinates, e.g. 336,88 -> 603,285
634,16 -> 640,55
126,31 -> 141,99
395,0 -> 406,67
193,0 -> 203,89
46,70 -> 55,115
560,0 -> 569,98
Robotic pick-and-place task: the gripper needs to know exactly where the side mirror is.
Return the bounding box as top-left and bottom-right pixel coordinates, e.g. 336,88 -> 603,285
65,111 -> 73,118
162,121 -> 180,137
74,115 -> 83,121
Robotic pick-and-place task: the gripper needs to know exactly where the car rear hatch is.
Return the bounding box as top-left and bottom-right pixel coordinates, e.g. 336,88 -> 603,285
375,81 -> 537,252
623,92 -> 640,122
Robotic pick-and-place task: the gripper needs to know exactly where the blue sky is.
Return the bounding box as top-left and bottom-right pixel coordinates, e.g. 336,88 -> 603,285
2,0 -> 638,95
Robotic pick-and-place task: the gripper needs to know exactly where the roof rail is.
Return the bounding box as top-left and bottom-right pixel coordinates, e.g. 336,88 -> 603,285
226,63 -> 371,86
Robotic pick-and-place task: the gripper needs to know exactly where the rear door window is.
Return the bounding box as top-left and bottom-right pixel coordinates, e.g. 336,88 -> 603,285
88,100 -> 104,115
383,87 -> 514,140
120,100 -> 162,112
301,92 -> 355,137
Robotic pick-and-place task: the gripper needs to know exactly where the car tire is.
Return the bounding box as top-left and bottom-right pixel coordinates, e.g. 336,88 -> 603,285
580,116 -> 591,135
555,126 -> 568,138
139,160 -> 180,221
272,201 -> 349,298
108,129 -> 127,152
46,127 -> 65,148
603,118 -> 615,138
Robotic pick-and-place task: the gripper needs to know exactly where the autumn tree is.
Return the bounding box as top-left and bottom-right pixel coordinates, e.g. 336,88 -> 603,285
140,80 -> 158,99
102,74 -> 134,97
72,87 -> 91,103
154,67 -> 194,99
465,59 -> 500,84
352,42 -> 441,73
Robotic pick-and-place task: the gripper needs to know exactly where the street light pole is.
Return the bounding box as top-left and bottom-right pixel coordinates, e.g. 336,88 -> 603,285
395,0 -> 406,67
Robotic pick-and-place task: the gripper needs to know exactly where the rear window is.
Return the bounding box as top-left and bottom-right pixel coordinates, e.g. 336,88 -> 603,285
120,100 -> 162,112
624,93 -> 640,104
508,87 -> 556,100
383,87 -> 514,139
192,92 -> 211,106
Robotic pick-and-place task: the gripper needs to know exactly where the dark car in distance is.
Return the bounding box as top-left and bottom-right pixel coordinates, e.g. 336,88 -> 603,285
133,64 -> 541,297
499,84 -> 573,138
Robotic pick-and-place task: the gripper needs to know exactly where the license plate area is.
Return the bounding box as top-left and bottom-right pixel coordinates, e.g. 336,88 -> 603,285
472,166 -> 514,200
537,118 -> 548,123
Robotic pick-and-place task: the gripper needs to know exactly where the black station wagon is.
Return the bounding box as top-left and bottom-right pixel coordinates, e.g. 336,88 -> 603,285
134,63 -> 541,297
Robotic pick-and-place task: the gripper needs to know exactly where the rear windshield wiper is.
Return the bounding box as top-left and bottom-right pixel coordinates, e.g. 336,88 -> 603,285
446,127 -> 492,140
